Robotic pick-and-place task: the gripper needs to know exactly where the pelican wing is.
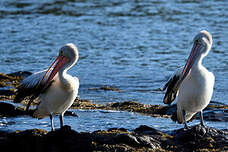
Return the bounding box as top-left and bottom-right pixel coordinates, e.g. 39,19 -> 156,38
14,69 -> 51,103
163,67 -> 183,105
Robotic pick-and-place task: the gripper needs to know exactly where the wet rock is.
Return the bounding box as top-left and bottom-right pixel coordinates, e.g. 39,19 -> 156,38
0,102 -> 26,117
46,126 -> 92,152
202,109 -> 228,122
108,127 -> 128,132
0,89 -> 15,100
64,111 -> 78,117
110,101 -> 142,108
133,125 -> 164,136
116,134 -> 141,146
0,73 -> 22,88
0,126 -> 92,152
88,85 -> 122,92
0,73 -> 13,81
0,125 -> 226,151
81,126 -> 162,151
0,90 -> 15,96
106,101 -> 171,118
72,98 -> 103,109
0,102 -> 78,118
171,124 -> 228,151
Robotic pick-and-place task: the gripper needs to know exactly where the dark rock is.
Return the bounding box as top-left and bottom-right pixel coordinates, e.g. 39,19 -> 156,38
202,109 -> 228,122
0,102 -> 26,117
135,135 -> 158,149
0,125 -> 227,152
171,124 -> 228,151
119,128 -> 128,132
64,111 -> 78,117
133,125 -> 163,136
0,126 -> 92,152
0,102 -> 79,118
116,134 -> 140,146
88,85 -> 122,92
110,101 -> 141,108
0,73 -> 11,80
108,127 -> 128,132
0,89 -> 15,96
46,126 -> 92,152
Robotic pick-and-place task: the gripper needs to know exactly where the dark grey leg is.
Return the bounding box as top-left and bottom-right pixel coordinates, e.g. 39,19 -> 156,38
199,111 -> 205,127
50,114 -> 55,131
26,96 -> 36,112
182,110 -> 189,129
59,113 -> 64,128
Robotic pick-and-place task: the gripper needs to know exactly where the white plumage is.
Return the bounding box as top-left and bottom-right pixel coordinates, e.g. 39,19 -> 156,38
34,75 -> 79,118
177,60 -> 214,123
163,30 -> 214,128
15,43 -> 79,131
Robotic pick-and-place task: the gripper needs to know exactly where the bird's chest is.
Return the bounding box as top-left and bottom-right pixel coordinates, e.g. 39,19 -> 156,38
42,80 -> 75,103
178,72 -> 213,110
39,76 -> 78,114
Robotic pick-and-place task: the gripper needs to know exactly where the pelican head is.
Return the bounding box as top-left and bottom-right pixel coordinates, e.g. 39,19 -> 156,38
193,30 -> 212,56
181,30 -> 213,80
59,43 -> 79,68
41,43 -> 79,85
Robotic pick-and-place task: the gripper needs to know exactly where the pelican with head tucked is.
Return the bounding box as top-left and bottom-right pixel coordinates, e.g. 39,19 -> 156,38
14,43 -> 79,131
163,30 -> 214,128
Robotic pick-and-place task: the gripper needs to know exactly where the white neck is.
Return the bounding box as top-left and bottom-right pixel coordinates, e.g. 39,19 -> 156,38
191,53 -> 207,76
58,62 -> 73,89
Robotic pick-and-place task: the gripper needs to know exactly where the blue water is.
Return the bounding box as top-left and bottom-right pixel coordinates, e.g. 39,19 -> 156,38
0,0 -> 227,131
1,109 -> 227,132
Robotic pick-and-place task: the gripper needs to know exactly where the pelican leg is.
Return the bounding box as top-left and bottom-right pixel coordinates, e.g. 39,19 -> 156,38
182,110 -> 189,129
50,114 -> 55,131
59,114 -> 64,128
26,98 -> 33,112
199,111 -> 205,127
26,95 -> 37,112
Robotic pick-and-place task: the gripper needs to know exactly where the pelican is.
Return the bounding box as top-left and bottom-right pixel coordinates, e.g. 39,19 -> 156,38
163,30 -> 214,129
14,43 -> 79,131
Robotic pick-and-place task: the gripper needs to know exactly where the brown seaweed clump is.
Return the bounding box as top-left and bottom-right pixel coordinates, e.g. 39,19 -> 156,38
0,72 -> 31,100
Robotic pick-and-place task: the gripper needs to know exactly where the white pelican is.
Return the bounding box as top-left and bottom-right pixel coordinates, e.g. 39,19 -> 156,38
14,43 -> 79,131
163,30 -> 214,129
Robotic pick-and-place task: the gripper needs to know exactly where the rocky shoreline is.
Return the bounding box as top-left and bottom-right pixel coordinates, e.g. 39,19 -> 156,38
0,71 -> 228,151
0,124 -> 227,152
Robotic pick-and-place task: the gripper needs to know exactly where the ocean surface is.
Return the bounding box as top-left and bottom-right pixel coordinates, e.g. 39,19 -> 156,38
0,0 -> 227,132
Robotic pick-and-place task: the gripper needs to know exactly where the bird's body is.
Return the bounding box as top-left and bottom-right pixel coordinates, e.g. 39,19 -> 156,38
34,73 -> 79,119
163,30 -> 214,128
14,43 -> 79,131
177,64 -> 214,123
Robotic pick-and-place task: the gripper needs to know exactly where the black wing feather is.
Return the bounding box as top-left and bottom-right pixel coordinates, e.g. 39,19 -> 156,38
163,75 -> 181,105
163,67 -> 184,105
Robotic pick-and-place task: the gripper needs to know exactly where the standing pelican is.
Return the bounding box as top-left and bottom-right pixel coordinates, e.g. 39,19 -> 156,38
163,30 -> 214,128
14,43 -> 79,131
